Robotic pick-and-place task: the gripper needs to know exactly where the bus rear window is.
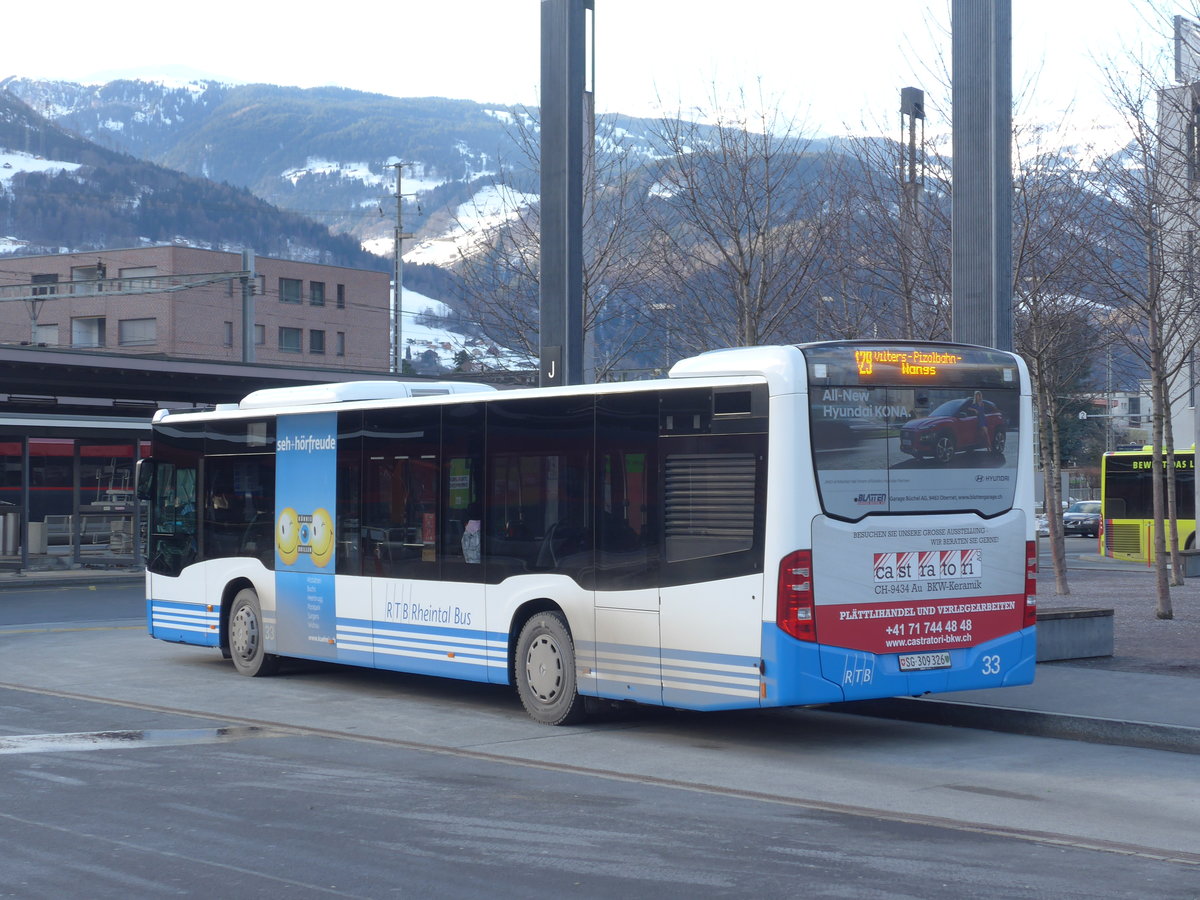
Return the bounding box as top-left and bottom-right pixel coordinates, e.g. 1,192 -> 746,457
803,344 -> 1021,520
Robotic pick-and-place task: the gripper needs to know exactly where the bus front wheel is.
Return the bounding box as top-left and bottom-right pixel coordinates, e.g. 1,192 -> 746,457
228,588 -> 280,677
515,611 -> 586,725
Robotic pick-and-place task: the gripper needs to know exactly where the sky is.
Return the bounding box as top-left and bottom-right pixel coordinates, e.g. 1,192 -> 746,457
0,1 -> 1185,135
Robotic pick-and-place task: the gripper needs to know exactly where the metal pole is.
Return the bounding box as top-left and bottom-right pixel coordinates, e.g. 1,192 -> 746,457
391,162 -> 414,374
20,437 -> 29,571
241,249 -> 256,363
72,442 -> 82,567
394,165 -> 402,374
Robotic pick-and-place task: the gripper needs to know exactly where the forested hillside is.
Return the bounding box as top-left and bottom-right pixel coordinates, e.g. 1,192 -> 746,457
0,91 -> 384,268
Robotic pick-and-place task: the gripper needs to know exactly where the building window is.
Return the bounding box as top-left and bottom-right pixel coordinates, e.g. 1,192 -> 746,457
1190,102 -> 1200,187
310,281 -> 325,306
118,318 -> 157,347
31,273 -> 58,296
336,331 -> 345,357
223,321 -> 234,347
255,324 -> 266,346
119,265 -> 158,291
279,326 -> 302,353
71,265 -> 103,295
310,329 -> 326,354
336,284 -> 346,309
33,323 -> 58,345
279,277 -> 302,304
71,316 -> 106,348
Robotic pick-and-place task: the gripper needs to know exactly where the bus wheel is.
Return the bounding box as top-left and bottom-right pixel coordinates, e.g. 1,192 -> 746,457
934,433 -> 956,464
228,588 -> 280,677
515,611 -> 586,725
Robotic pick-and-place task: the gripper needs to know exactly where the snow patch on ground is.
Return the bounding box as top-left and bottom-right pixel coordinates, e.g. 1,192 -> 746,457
395,285 -> 531,371
0,149 -> 82,187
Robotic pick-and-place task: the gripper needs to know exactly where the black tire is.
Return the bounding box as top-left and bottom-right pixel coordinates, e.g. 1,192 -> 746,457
227,588 -> 280,677
933,432 -> 956,464
991,427 -> 1006,455
514,611 -> 587,725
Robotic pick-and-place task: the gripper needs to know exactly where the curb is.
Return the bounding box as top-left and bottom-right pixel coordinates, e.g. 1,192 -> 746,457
835,697 -> 1200,755
0,573 -> 144,592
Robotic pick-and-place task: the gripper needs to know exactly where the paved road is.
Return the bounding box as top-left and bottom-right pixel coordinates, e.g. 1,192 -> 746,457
2,584 -> 1198,898
0,583 -> 143,628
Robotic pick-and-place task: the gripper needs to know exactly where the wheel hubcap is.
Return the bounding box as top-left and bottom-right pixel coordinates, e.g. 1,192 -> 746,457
525,634 -> 562,703
231,605 -> 259,660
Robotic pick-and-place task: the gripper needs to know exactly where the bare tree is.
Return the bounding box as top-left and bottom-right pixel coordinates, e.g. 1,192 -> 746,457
642,85 -> 838,352
450,107 -> 658,381
1083,57 -> 1200,617
828,131 -> 953,341
1006,116 -> 1116,597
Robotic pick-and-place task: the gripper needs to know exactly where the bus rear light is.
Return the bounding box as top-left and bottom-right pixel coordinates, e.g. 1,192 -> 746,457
777,549 -> 816,642
1024,540 -> 1038,627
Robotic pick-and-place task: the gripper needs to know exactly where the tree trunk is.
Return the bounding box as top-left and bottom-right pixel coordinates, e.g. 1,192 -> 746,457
1037,380 -> 1070,595
1162,386 -> 1184,586
1149,339 -> 1174,618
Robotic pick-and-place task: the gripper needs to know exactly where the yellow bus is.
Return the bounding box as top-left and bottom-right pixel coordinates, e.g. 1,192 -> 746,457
1100,448 -> 1195,562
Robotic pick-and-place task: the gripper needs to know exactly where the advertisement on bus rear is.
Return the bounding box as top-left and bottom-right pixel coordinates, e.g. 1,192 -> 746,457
810,514 -> 1026,655
805,345 -> 1022,519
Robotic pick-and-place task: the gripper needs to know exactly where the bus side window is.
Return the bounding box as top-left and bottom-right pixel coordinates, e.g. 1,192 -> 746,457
441,402 -> 484,583
148,463 -> 197,576
362,407 -> 440,580
596,392 -> 660,590
337,411 -> 362,575
485,397 -> 593,583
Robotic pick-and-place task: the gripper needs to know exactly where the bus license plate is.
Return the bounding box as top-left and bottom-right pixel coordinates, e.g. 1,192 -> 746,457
899,652 -> 952,671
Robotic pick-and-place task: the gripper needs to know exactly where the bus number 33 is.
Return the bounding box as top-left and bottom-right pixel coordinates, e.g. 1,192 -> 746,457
981,654 -> 1002,675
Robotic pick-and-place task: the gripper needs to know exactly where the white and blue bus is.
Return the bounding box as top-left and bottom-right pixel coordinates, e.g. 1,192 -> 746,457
139,342 -> 1037,724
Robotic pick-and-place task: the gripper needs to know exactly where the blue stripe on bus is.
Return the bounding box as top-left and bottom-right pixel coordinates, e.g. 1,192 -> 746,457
147,598 -> 220,647
340,617 -> 507,644
659,645 -> 761,670
586,640 -> 762,708
333,618 -> 507,682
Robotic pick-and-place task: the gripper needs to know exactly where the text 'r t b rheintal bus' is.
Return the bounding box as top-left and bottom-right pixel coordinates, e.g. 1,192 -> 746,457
138,341 -> 1037,725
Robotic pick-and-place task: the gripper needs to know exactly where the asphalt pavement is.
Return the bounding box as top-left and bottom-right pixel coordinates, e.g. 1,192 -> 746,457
2,545 -> 1197,753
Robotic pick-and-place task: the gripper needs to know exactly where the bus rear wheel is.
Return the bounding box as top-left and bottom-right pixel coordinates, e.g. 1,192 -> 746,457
228,588 -> 280,677
515,611 -> 586,725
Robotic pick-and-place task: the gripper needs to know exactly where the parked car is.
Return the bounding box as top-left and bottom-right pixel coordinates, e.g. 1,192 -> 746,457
1062,500 -> 1101,537
899,396 -> 1006,464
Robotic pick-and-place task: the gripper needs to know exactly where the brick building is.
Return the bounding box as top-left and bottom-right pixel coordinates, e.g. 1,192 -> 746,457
0,246 -> 390,370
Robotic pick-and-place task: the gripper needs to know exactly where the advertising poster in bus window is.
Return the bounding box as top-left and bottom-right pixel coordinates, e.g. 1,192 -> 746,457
275,412 -> 337,659
810,384 -> 1020,519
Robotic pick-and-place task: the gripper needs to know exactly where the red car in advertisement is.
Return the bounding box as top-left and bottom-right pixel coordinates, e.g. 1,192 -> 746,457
899,393 -> 1006,464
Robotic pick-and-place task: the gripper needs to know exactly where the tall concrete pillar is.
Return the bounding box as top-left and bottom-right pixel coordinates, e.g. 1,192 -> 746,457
951,0 -> 1012,350
540,0 -> 592,386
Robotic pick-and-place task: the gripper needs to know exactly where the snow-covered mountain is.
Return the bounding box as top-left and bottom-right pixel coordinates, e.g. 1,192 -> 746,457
0,77 -> 665,254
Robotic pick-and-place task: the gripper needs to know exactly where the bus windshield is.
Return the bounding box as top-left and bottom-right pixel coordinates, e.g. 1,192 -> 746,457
803,343 -> 1022,520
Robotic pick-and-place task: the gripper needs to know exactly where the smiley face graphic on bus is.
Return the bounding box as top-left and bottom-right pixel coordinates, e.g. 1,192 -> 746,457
309,508 -> 334,568
276,507 -> 301,565
276,506 -> 334,568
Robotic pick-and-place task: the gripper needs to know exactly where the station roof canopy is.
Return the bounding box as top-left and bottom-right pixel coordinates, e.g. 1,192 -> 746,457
0,345 -> 439,418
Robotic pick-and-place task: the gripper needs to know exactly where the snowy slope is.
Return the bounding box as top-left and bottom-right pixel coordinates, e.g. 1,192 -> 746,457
396,284 -> 530,373
0,149 -> 82,252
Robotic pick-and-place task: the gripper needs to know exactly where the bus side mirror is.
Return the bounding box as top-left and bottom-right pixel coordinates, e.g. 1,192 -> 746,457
135,458 -> 155,501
